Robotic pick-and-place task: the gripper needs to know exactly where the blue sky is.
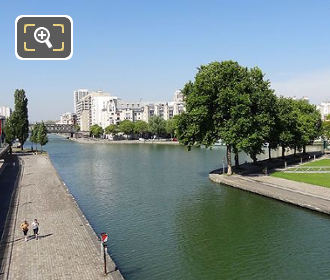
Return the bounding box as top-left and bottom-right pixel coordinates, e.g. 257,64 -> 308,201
1,0 -> 330,121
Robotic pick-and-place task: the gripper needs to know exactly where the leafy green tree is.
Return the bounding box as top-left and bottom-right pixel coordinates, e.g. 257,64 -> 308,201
165,117 -> 178,138
90,124 -> 104,138
323,115 -> 330,140
4,116 -> 15,154
134,120 -> 149,137
74,124 -> 80,132
148,116 -> 166,138
265,98 -> 281,159
37,122 -> 48,151
237,67 -> 277,163
276,97 -> 299,158
30,123 -> 40,151
295,100 -> 322,154
119,120 -> 134,139
177,61 -> 276,174
11,89 -> 29,150
105,124 -> 119,135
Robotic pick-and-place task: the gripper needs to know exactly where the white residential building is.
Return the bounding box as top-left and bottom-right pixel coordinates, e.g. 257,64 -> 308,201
0,106 -> 12,118
317,101 -> 330,120
74,89 -> 185,131
91,93 -> 119,129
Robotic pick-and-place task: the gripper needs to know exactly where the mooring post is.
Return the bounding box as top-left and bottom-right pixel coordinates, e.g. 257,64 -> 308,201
100,232 -> 108,275
103,243 -> 107,275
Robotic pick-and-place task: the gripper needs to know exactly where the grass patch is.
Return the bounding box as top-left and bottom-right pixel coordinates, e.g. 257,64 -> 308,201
302,159 -> 330,167
271,172 -> 330,188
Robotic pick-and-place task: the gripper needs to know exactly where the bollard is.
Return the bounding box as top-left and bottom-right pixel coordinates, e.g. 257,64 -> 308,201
314,155 -> 316,160
285,161 -> 287,169
103,243 -> 107,275
300,158 -> 303,164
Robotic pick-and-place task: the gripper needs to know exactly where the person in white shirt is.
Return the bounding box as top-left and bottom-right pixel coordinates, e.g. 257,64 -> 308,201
32,219 -> 39,240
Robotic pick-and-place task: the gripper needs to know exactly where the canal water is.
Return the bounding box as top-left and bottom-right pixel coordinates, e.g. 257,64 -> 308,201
42,135 -> 330,279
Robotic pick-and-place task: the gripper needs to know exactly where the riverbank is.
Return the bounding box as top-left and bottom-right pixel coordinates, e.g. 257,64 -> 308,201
70,137 -> 180,145
0,152 -> 124,279
209,162 -> 330,215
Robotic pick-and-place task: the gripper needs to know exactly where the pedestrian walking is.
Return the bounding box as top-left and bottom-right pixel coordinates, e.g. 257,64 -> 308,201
20,220 -> 29,241
32,219 -> 39,240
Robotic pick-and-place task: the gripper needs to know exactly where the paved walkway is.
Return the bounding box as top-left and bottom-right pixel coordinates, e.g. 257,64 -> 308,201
0,153 -> 124,280
209,173 -> 330,214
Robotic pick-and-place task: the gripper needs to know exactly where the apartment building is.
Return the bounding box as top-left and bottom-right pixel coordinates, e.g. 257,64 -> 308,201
317,101 -> 330,120
0,106 -> 12,118
73,89 -> 185,131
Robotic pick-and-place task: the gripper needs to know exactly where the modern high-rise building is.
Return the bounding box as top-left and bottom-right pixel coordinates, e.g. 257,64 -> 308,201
73,89 -> 89,113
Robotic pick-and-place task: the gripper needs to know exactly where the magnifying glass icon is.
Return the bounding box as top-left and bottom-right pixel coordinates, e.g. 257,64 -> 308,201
34,27 -> 53,48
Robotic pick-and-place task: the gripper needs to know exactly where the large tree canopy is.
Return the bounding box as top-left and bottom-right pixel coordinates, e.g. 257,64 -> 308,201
177,61 -> 277,174
134,120 -> 149,136
105,124 -> 119,135
118,120 -> 134,138
148,116 -> 166,137
90,124 -> 104,138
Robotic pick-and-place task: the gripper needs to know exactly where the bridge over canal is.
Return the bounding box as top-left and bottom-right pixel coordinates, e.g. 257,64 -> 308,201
29,123 -> 78,134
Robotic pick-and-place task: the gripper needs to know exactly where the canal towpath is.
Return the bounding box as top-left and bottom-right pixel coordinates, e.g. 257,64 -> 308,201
209,172 -> 330,215
0,153 -> 124,280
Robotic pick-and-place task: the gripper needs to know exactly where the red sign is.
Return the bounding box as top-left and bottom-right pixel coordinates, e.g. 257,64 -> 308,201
101,233 -> 108,243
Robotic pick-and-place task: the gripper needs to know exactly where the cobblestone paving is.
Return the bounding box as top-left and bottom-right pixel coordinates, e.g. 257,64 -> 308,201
0,154 -> 124,280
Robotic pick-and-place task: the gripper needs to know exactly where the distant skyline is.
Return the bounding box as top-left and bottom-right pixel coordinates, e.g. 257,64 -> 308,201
1,0 -> 330,122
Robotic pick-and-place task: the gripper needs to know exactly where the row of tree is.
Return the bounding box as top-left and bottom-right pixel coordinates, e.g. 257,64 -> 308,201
90,116 -> 178,139
176,61 -> 322,175
30,122 -> 48,151
4,89 -> 29,152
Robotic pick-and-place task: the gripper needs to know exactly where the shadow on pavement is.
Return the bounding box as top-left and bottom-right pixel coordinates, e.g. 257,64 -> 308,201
0,154 -> 20,275
0,155 -> 19,239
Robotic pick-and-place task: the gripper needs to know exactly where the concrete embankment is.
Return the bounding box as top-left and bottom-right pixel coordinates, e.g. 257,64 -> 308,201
0,153 -> 124,280
209,173 -> 330,215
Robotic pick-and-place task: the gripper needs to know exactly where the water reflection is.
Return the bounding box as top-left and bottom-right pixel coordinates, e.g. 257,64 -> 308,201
176,184 -> 330,280
38,135 -> 330,280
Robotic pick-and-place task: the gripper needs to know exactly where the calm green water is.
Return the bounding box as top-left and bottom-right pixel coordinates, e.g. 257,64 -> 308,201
42,135 -> 330,279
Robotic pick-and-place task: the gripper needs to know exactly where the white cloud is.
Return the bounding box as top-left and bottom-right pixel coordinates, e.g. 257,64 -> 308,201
271,70 -> 330,105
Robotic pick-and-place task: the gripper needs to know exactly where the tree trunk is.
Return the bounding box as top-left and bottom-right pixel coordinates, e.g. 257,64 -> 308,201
294,147 -> 296,155
252,154 -> 257,164
234,153 -> 239,167
281,146 -> 285,158
268,147 -> 271,159
226,145 -> 232,175
303,145 -> 306,154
